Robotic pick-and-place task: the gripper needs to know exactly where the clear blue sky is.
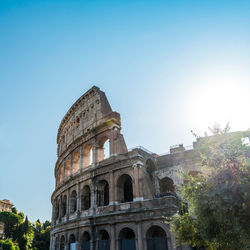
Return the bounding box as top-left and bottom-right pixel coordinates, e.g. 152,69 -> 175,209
1,0 -> 250,222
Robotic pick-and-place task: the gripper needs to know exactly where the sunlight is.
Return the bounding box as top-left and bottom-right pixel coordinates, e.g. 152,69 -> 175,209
185,74 -> 250,133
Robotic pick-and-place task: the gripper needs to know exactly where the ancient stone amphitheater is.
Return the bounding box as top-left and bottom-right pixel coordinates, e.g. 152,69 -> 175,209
50,86 -> 200,250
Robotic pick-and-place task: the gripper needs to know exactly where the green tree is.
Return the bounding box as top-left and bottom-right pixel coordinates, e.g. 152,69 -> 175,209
0,239 -> 19,250
32,221 -> 51,250
168,125 -> 250,250
0,212 -> 22,239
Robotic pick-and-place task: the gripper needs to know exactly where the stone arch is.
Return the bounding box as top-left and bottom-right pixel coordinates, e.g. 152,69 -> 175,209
83,144 -> 93,167
98,136 -> 110,161
117,174 -> 133,203
98,229 -> 110,250
119,227 -> 136,250
65,159 -> 71,179
70,190 -> 77,214
60,235 -> 65,250
97,180 -> 109,207
159,177 -> 175,195
82,231 -> 91,250
69,234 -> 76,250
62,194 -> 67,217
146,225 -> 168,250
72,151 -> 80,174
81,185 -> 91,210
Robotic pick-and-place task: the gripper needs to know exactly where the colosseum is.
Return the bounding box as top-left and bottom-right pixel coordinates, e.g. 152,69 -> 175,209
50,86 -> 201,250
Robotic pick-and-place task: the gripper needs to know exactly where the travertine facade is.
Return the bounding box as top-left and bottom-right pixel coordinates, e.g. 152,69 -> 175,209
0,199 -> 13,237
50,86 -> 200,250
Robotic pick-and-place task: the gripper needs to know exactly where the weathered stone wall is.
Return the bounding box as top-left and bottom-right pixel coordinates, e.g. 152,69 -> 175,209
50,87 -> 199,250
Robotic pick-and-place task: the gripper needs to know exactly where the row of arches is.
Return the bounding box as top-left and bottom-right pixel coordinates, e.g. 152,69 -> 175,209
57,138 -> 110,185
54,225 -> 168,250
54,174 -> 134,220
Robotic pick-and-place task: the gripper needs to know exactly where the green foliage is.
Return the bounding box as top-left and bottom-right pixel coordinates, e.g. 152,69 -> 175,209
0,212 -> 22,239
0,239 -> 19,250
32,221 -> 51,250
11,207 -> 18,215
0,209 -> 50,250
168,125 -> 250,250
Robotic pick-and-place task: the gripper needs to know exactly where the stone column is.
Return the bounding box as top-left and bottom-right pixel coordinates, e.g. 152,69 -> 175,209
66,189 -> 70,220
76,182 -> 80,213
110,224 -> 116,250
63,161 -> 66,182
90,179 -> 96,209
50,235 -> 54,250
76,228 -> 81,250
137,222 -> 143,250
133,162 -> 143,201
80,146 -> 84,171
70,155 -> 73,176
109,170 -> 115,205
92,143 -> 98,166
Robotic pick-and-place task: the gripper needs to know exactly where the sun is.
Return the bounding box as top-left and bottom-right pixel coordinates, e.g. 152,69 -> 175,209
185,76 -> 250,133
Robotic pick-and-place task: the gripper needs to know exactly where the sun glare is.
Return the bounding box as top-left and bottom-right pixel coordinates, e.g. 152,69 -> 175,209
186,78 -> 250,133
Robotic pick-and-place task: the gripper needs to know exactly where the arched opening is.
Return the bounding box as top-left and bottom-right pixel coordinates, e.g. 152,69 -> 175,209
62,195 -> 67,217
82,231 -> 91,250
146,159 -> 156,181
98,230 -> 110,250
81,185 -> 91,210
117,174 -> 133,203
83,145 -> 93,167
159,177 -> 175,196
97,180 -> 109,207
72,152 -> 80,174
146,226 -> 168,250
65,159 -> 71,179
70,190 -> 77,214
98,137 -> 110,162
60,236 -> 65,250
69,234 -> 76,250
119,227 -> 136,250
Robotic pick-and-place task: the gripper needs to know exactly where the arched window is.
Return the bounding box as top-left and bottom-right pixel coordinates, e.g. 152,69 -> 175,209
70,190 -> 77,214
72,152 -> 80,174
119,227 -> 136,250
117,174 -> 133,203
62,195 -> 67,217
146,226 -> 168,250
159,177 -> 175,196
97,180 -> 109,207
83,145 -> 93,167
65,159 -> 71,179
98,137 -> 110,162
82,231 -> 91,250
60,236 -> 65,250
81,185 -> 91,210
69,234 -> 76,250
98,230 -> 110,250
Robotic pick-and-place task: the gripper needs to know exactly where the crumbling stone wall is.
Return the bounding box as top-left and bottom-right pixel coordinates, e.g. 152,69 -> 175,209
50,87 -> 200,250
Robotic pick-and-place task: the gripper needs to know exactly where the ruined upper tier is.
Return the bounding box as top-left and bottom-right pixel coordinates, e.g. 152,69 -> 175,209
56,86 -> 125,157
